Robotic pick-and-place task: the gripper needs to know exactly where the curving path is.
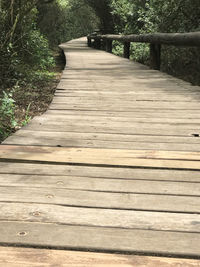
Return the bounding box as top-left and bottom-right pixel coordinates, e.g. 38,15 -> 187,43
0,37 -> 200,264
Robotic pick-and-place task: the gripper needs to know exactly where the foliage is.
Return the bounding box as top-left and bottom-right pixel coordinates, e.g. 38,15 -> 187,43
37,0 -> 99,46
0,0 -> 56,141
112,41 -> 123,57
0,1 -> 55,90
0,91 -> 17,140
21,103 -> 32,127
83,0 -> 114,33
109,0 -> 200,85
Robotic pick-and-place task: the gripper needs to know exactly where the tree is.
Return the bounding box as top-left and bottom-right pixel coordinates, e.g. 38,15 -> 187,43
83,0 -> 114,33
37,0 -> 99,46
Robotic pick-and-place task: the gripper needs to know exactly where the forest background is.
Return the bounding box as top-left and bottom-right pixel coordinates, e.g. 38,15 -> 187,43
0,0 -> 200,141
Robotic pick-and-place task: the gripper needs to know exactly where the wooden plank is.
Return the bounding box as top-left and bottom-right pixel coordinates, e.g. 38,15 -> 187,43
31,114 -> 200,124
4,134 -> 200,151
1,202 -> 200,232
0,162 -> 199,182
5,130 -> 200,144
53,86 -> 197,92
53,95 -> 200,102
25,118 -> 200,130
1,145 -> 200,170
55,88 -> 200,94
56,84 -> 200,92
1,186 -> 200,213
52,96 -> 200,105
1,247 -> 200,267
54,89 -> 200,95
56,80 -> 197,87
22,123 -> 200,137
0,221 -> 200,256
45,109 -> 200,119
50,102 -> 200,110
56,78 -> 194,83
56,77 -> 193,85
1,173 -> 200,196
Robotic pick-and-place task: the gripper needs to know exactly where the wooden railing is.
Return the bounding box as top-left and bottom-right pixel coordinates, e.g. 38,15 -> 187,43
87,32 -> 200,70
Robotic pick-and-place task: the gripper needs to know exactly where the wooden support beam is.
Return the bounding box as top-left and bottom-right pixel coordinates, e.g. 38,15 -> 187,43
87,37 -> 92,47
106,39 -> 113,53
150,44 -> 161,70
94,39 -> 101,50
123,42 -> 130,59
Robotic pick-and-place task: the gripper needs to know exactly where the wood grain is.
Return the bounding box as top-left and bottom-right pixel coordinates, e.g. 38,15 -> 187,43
1,162 -> 199,182
0,173 -> 200,196
1,221 -> 200,256
1,247 -> 200,267
4,130 -> 200,151
1,37 -> 200,258
1,145 -> 200,169
0,202 -> 200,232
0,186 -> 200,213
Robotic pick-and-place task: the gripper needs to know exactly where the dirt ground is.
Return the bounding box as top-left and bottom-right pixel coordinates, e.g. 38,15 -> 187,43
14,50 -> 65,125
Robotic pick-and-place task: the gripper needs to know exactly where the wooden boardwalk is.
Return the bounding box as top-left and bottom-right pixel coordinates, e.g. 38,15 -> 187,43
1,37 -> 200,265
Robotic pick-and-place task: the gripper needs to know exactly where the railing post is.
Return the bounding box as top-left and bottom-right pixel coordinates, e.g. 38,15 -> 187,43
94,38 -> 101,50
150,44 -> 161,70
124,42 -> 130,59
106,39 -> 113,53
87,37 -> 92,47
101,39 -> 106,50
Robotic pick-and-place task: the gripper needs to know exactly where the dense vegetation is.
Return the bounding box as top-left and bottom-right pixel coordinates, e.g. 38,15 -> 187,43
0,0 -> 98,141
0,0 -> 200,141
109,0 -> 200,85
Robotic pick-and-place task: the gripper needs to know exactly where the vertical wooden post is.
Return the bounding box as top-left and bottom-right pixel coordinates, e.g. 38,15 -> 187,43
106,39 -> 113,53
94,38 -> 101,50
123,42 -> 130,59
150,44 -> 161,70
87,37 -> 92,47
102,39 -> 106,51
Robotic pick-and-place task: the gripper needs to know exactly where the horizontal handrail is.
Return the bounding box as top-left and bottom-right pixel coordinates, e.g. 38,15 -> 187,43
88,32 -> 200,46
87,32 -> 200,70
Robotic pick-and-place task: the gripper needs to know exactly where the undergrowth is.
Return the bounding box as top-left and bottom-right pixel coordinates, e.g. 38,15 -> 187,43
0,49 -> 64,143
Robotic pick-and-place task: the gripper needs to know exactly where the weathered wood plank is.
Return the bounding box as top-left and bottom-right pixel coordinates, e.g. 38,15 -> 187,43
32,122 -> 200,133
53,95 -> 200,102
0,173 -> 200,196
1,202 -> 200,232
4,134 -> 200,151
54,90 -> 200,96
1,145 -> 200,170
1,247 -> 200,267
22,125 -> 200,137
22,123 -> 200,137
1,186 -> 200,213
30,114 -> 200,126
45,109 -> 200,119
56,81 -> 199,90
0,221 -> 200,256
50,102 -> 200,110
52,97 -> 200,105
0,162 -> 199,182
30,114 -> 200,124
5,130 -> 200,144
